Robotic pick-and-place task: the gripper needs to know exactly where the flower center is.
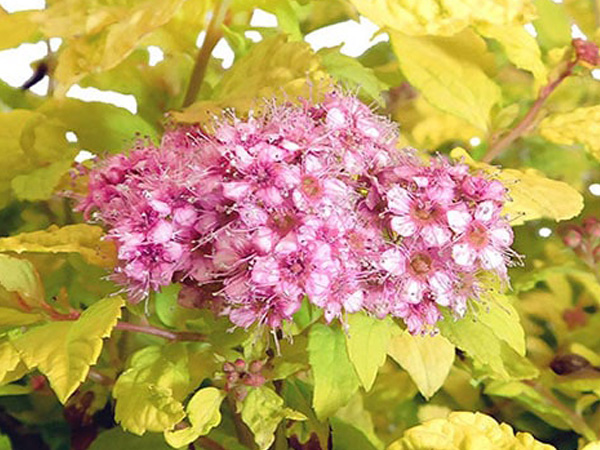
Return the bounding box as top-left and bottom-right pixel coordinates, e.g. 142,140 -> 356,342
468,223 -> 489,249
301,175 -> 322,198
410,254 -> 432,275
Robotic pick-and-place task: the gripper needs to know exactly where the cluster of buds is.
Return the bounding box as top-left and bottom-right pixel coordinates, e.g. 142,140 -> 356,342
560,217 -> 600,264
77,91 -> 515,334
223,358 -> 266,400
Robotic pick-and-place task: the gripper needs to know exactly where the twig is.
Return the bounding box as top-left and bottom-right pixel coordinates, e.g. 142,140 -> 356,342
482,58 -> 578,163
87,368 -> 114,386
114,322 -> 205,342
183,0 -> 231,107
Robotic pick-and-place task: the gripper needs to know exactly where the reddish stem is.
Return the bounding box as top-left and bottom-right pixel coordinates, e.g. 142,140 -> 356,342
482,58 -> 578,163
114,322 -> 205,342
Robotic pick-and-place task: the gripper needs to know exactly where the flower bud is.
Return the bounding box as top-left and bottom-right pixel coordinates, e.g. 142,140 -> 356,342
234,358 -> 246,371
223,362 -> 235,373
249,360 -> 264,373
561,226 -> 582,248
550,353 -> 591,375
573,38 -> 600,67
583,217 -> 600,238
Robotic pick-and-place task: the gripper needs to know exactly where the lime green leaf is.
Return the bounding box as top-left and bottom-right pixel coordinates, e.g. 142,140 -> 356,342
539,105 -> 600,163
0,307 -> 44,327
335,393 -> 384,450
0,254 -> 44,305
0,9 -> 41,50
241,386 -> 306,450
164,387 -> 225,448
174,35 -> 329,123
451,148 -> 584,225
349,0 -> 535,36
308,324 -> 360,420
0,433 -> 10,450
345,313 -> 395,391
390,30 -> 501,131
0,340 -> 28,385
533,0 -> 573,51
387,332 -> 455,399
0,224 -> 117,268
113,344 -> 197,435
477,24 -> 547,86
0,384 -> 32,396
387,411 -> 555,450
331,417 -> 381,450
38,98 -> 158,152
90,427 -> 172,450
319,48 -> 386,104
11,160 -> 73,202
11,296 -> 124,403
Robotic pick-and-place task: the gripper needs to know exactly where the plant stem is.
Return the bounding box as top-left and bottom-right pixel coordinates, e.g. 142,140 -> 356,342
114,322 -> 205,342
87,368 -> 114,386
524,380 -> 599,440
482,58 -> 578,163
183,0 -> 231,107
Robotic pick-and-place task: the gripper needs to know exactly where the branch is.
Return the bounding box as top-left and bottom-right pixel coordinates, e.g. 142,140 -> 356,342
183,0 -> 231,107
114,321 -> 205,342
482,58 -> 578,163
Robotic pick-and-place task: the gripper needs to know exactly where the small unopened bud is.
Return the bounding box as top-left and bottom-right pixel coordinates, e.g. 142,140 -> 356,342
561,226 -> 582,248
243,373 -> 266,387
550,353 -> 591,375
234,358 -> 246,371
223,362 -> 235,373
583,217 -> 600,238
573,39 -> 600,67
249,360 -> 264,373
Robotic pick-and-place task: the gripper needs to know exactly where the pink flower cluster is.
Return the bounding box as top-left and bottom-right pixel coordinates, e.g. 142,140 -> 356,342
77,92 -> 515,334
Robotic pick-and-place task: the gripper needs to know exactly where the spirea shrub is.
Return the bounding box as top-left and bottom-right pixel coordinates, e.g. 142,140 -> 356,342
77,91 -> 515,334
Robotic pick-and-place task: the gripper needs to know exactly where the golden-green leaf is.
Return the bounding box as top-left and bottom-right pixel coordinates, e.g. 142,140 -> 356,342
477,24 -> 547,87
164,387 -> 225,448
387,332 -> 455,400
0,9 -> 41,50
387,411 -> 555,450
0,254 -> 44,305
539,105 -> 600,162
10,296 -> 124,403
113,344 -> 196,435
345,313 -> 396,391
451,148 -> 584,225
308,324 -> 360,420
533,0 -> 573,51
349,0 -> 535,36
173,35 -> 329,123
0,224 -> 117,268
240,386 -> 306,450
11,160 -> 73,202
390,30 -> 501,131
0,340 -> 28,385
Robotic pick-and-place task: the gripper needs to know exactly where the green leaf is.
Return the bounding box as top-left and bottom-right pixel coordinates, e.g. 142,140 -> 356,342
0,224 -> 117,268
477,24 -> 547,86
308,324 -> 360,420
173,35 -> 329,123
241,386 -> 306,450
387,411 -> 555,450
0,340 -> 27,385
0,433 -> 10,450
10,296 -> 124,403
331,417 -> 381,450
345,313 -> 395,391
11,160 -> 73,202
0,307 -> 44,327
0,384 -> 32,396
113,344 -> 198,435
533,0 -> 573,51
539,105 -> 600,163
390,30 -> 501,131
319,47 -> 386,104
387,332 -> 455,400
164,387 -> 225,448
0,254 -> 44,305
37,98 -> 158,153
90,428 -> 172,450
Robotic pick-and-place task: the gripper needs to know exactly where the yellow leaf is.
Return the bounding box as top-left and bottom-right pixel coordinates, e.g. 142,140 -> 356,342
348,0 -> 535,36
11,296 -> 124,403
0,307 -> 44,327
539,105 -> 600,162
0,340 -> 28,385
477,24 -> 548,87
173,35 -> 329,123
387,332 -> 455,399
387,411 -> 555,450
0,254 -> 44,305
164,387 -> 225,448
390,30 -> 501,131
451,148 -> 584,225
0,9 -> 41,50
113,344 -> 195,435
0,224 -> 117,268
